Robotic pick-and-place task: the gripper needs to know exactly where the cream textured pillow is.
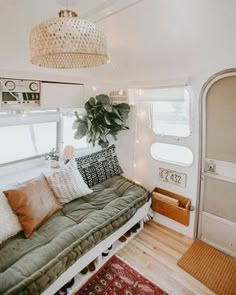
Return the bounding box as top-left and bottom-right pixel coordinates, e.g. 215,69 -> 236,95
0,191 -> 22,243
46,159 -> 93,204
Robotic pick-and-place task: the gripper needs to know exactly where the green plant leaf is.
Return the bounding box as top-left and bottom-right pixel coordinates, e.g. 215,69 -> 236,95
113,118 -> 124,125
73,122 -> 88,139
72,116 -> 87,129
112,108 -> 122,119
85,101 -> 93,113
75,111 -> 80,119
110,132 -> 118,140
114,103 -> 130,114
98,138 -> 109,149
104,114 -> 112,125
72,121 -> 80,129
88,97 -> 96,106
74,96 -> 130,149
107,112 -> 119,122
96,94 -> 111,105
114,103 -> 130,112
103,104 -> 113,112
113,104 -> 130,121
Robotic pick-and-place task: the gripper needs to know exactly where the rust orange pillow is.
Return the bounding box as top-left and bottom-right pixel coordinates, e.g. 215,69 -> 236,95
4,176 -> 62,238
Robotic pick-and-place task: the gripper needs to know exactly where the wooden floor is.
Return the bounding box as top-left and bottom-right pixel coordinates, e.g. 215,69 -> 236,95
118,221 -> 215,295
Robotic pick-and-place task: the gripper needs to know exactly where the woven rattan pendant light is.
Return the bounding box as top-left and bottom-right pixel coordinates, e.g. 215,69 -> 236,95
30,10 -> 109,68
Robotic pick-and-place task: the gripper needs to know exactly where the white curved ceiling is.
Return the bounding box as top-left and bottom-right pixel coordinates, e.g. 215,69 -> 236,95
0,0 -> 235,84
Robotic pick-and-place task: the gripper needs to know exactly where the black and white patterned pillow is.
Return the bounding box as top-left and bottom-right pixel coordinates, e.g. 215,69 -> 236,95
75,145 -> 123,187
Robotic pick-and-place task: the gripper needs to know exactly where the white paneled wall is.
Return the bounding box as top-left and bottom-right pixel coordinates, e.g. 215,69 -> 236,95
115,80 -> 202,238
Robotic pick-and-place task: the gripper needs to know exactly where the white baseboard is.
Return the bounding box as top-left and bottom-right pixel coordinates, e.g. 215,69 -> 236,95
153,212 -> 193,238
201,238 -> 236,258
200,212 -> 236,258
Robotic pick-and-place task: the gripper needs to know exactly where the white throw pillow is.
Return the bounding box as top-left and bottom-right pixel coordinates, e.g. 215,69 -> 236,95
0,191 -> 22,244
46,159 -> 93,204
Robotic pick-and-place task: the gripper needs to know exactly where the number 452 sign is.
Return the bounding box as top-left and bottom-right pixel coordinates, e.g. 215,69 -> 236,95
159,168 -> 187,188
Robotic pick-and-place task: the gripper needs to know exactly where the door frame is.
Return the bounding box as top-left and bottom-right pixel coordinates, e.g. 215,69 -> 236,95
197,68 -> 236,240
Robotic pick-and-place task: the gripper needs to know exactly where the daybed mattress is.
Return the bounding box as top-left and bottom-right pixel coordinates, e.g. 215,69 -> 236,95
0,176 -> 149,295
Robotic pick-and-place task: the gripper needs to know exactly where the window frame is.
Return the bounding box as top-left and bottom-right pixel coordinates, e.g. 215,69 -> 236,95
0,108 -> 90,167
150,142 -> 194,167
0,110 -> 60,166
148,86 -> 192,139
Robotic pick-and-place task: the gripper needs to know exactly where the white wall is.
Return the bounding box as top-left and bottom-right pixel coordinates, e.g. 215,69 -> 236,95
126,88 -> 200,238
0,0 -> 236,238
112,74 -> 215,238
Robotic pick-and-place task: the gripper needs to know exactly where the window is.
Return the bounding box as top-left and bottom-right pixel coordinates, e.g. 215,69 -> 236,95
62,111 -> 88,149
0,109 -> 89,165
32,122 -> 57,154
149,87 -> 190,137
150,143 -> 193,166
0,112 -> 58,165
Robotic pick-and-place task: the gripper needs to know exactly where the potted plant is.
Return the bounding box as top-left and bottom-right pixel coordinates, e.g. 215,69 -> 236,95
45,148 -> 60,168
73,94 -> 130,148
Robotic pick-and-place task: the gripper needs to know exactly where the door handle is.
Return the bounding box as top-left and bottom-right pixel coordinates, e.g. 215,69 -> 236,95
204,160 -> 216,173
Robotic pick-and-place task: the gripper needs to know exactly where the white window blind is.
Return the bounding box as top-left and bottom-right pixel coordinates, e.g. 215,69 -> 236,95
150,87 -> 190,137
131,86 -> 190,137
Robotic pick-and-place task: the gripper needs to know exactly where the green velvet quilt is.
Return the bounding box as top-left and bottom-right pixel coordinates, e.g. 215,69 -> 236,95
0,176 -> 149,295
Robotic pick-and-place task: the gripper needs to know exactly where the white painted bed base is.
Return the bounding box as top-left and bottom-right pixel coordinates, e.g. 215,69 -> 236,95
42,199 -> 151,295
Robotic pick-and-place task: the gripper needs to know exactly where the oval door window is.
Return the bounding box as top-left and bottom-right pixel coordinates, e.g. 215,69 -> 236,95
150,143 -> 193,166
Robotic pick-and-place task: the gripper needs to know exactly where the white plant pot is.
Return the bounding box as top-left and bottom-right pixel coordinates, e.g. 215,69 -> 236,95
50,159 -> 60,168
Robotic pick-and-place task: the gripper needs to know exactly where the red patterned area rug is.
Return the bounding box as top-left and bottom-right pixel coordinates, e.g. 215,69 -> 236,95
76,255 -> 168,295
